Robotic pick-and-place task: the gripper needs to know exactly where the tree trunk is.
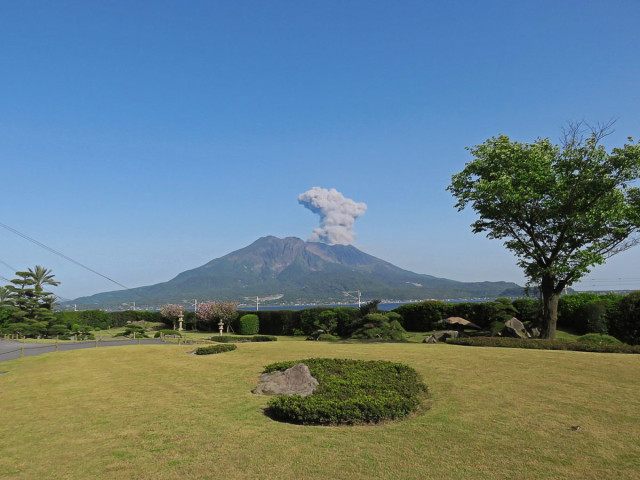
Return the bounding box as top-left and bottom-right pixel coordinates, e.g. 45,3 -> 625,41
540,275 -> 560,339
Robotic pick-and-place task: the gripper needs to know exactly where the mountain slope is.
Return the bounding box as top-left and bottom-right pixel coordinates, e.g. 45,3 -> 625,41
71,236 -> 522,307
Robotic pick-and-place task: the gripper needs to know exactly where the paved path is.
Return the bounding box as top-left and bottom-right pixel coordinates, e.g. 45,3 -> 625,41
0,338 -> 167,363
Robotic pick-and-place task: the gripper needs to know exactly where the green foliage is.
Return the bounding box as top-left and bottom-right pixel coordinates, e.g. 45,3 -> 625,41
194,344 -> 237,355
237,314 -> 260,335
118,324 -> 148,338
576,333 -> 622,345
210,334 -> 276,343
609,291 -> 640,345
1,265 -> 60,337
447,124 -> 640,339
512,298 -> 542,325
154,329 -> 182,338
48,323 -> 70,337
316,333 -> 340,341
250,309 -> 301,335
333,307 -> 360,336
488,321 -> 505,337
558,293 -> 602,331
359,299 -> 381,316
350,313 -> 407,341
300,307 -> 335,335
448,336 -> 640,353
393,301 -> 453,331
251,335 -> 277,342
263,358 -> 428,425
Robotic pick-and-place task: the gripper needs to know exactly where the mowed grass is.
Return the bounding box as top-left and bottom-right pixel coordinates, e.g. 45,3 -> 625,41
0,341 -> 638,480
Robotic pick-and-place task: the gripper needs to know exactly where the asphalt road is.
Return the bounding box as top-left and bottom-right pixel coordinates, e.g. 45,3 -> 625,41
0,338 -> 167,363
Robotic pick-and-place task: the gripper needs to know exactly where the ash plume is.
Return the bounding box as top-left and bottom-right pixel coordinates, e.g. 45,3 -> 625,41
297,187 -> 367,245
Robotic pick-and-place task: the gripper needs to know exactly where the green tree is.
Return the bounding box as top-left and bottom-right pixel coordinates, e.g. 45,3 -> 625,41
448,122 -> 640,339
2,265 -> 60,337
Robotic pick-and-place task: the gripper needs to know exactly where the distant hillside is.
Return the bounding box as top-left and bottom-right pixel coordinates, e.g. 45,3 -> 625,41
71,236 -> 523,308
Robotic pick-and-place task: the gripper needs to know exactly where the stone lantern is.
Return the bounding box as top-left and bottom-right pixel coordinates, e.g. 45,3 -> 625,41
178,312 -> 184,331
218,320 -> 224,336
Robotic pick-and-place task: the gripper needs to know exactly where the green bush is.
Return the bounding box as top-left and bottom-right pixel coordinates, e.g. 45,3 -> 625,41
576,333 -> 622,345
300,307 -> 336,335
350,313 -> 407,341
558,293 -> 602,333
211,334 -> 276,343
246,309 -> 301,335
512,298 -> 542,325
608,291 -> 640,345
117,324 -> 148,338
263,358 -> 428,425
447,336 -> 640,353
237,314 -> 260,335
317,333 -> 340,341
194,344 -> 237,355
154,329 -> 182,338
251,335 -> 277,342
211,335 -> 251,343
393,301 -> 453,331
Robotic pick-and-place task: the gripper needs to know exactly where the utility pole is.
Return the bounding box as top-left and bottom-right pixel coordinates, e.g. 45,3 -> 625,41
343,290 -> 362,308
256,296 -> 259,311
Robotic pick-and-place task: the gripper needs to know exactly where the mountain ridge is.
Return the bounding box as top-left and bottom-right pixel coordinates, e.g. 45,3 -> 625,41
70,236 -> 522,308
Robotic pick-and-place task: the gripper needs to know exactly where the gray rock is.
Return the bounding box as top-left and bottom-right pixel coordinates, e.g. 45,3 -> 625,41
423,330 -> 464,343
529,327 -> 541,338
501,317 -> 528,338
252,363 -> 319,396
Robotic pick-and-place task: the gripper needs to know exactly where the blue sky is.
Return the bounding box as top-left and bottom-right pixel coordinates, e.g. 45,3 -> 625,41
1,1 -> 639,300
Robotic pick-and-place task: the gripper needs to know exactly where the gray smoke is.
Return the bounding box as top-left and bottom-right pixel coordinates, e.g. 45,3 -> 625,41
297,187 -> 367,245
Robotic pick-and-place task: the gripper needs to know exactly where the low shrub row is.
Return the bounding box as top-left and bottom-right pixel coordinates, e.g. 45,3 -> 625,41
210,335 -> 277,343
154,329 -> 182,338
263,358 -> 428,425
447,336 -> 640,353
194,344 -> 237,355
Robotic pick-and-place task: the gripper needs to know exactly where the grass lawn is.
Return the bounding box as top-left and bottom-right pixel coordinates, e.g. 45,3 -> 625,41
0,340 -> 638,479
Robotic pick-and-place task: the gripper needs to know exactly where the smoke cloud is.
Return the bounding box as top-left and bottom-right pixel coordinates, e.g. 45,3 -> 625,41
297,187 -> 367,245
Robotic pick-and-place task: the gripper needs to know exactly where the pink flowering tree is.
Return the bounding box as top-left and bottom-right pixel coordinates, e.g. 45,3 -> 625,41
160,304 -> 184,330
196,301 -> 239,332
216,301 -> 239,333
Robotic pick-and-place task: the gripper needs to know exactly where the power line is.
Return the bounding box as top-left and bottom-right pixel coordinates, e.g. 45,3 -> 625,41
0,259 -> 17,273
0,221 -> 158,305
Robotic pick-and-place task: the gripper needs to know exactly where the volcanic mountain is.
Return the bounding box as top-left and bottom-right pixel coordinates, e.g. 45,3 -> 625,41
72,236 -> 522,308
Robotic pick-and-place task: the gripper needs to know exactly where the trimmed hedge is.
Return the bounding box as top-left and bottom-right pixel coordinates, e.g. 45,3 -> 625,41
244,309 -> 301,335
154,329 -> 182,338
237,314 -> 260,335
194,344 -> 237,355
263,358 -> 428,425
576,333 -> 622,345
211,335 -> 277,343
447,336 -> 640,353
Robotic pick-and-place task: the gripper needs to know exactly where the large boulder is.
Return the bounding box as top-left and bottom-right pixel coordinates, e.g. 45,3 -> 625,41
252,363 -> 319,396
423,330 -> 465,343
501,317 -> 529,339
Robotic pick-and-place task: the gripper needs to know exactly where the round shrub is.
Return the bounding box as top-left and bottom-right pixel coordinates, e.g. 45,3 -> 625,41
316,333 -> 339,341
263,358 -> 428,425
195,344 -> 237,355
251,335 -> 277,342
237,314 -> 260,335
154,329 -> 182,338
576,333 -> 622,345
